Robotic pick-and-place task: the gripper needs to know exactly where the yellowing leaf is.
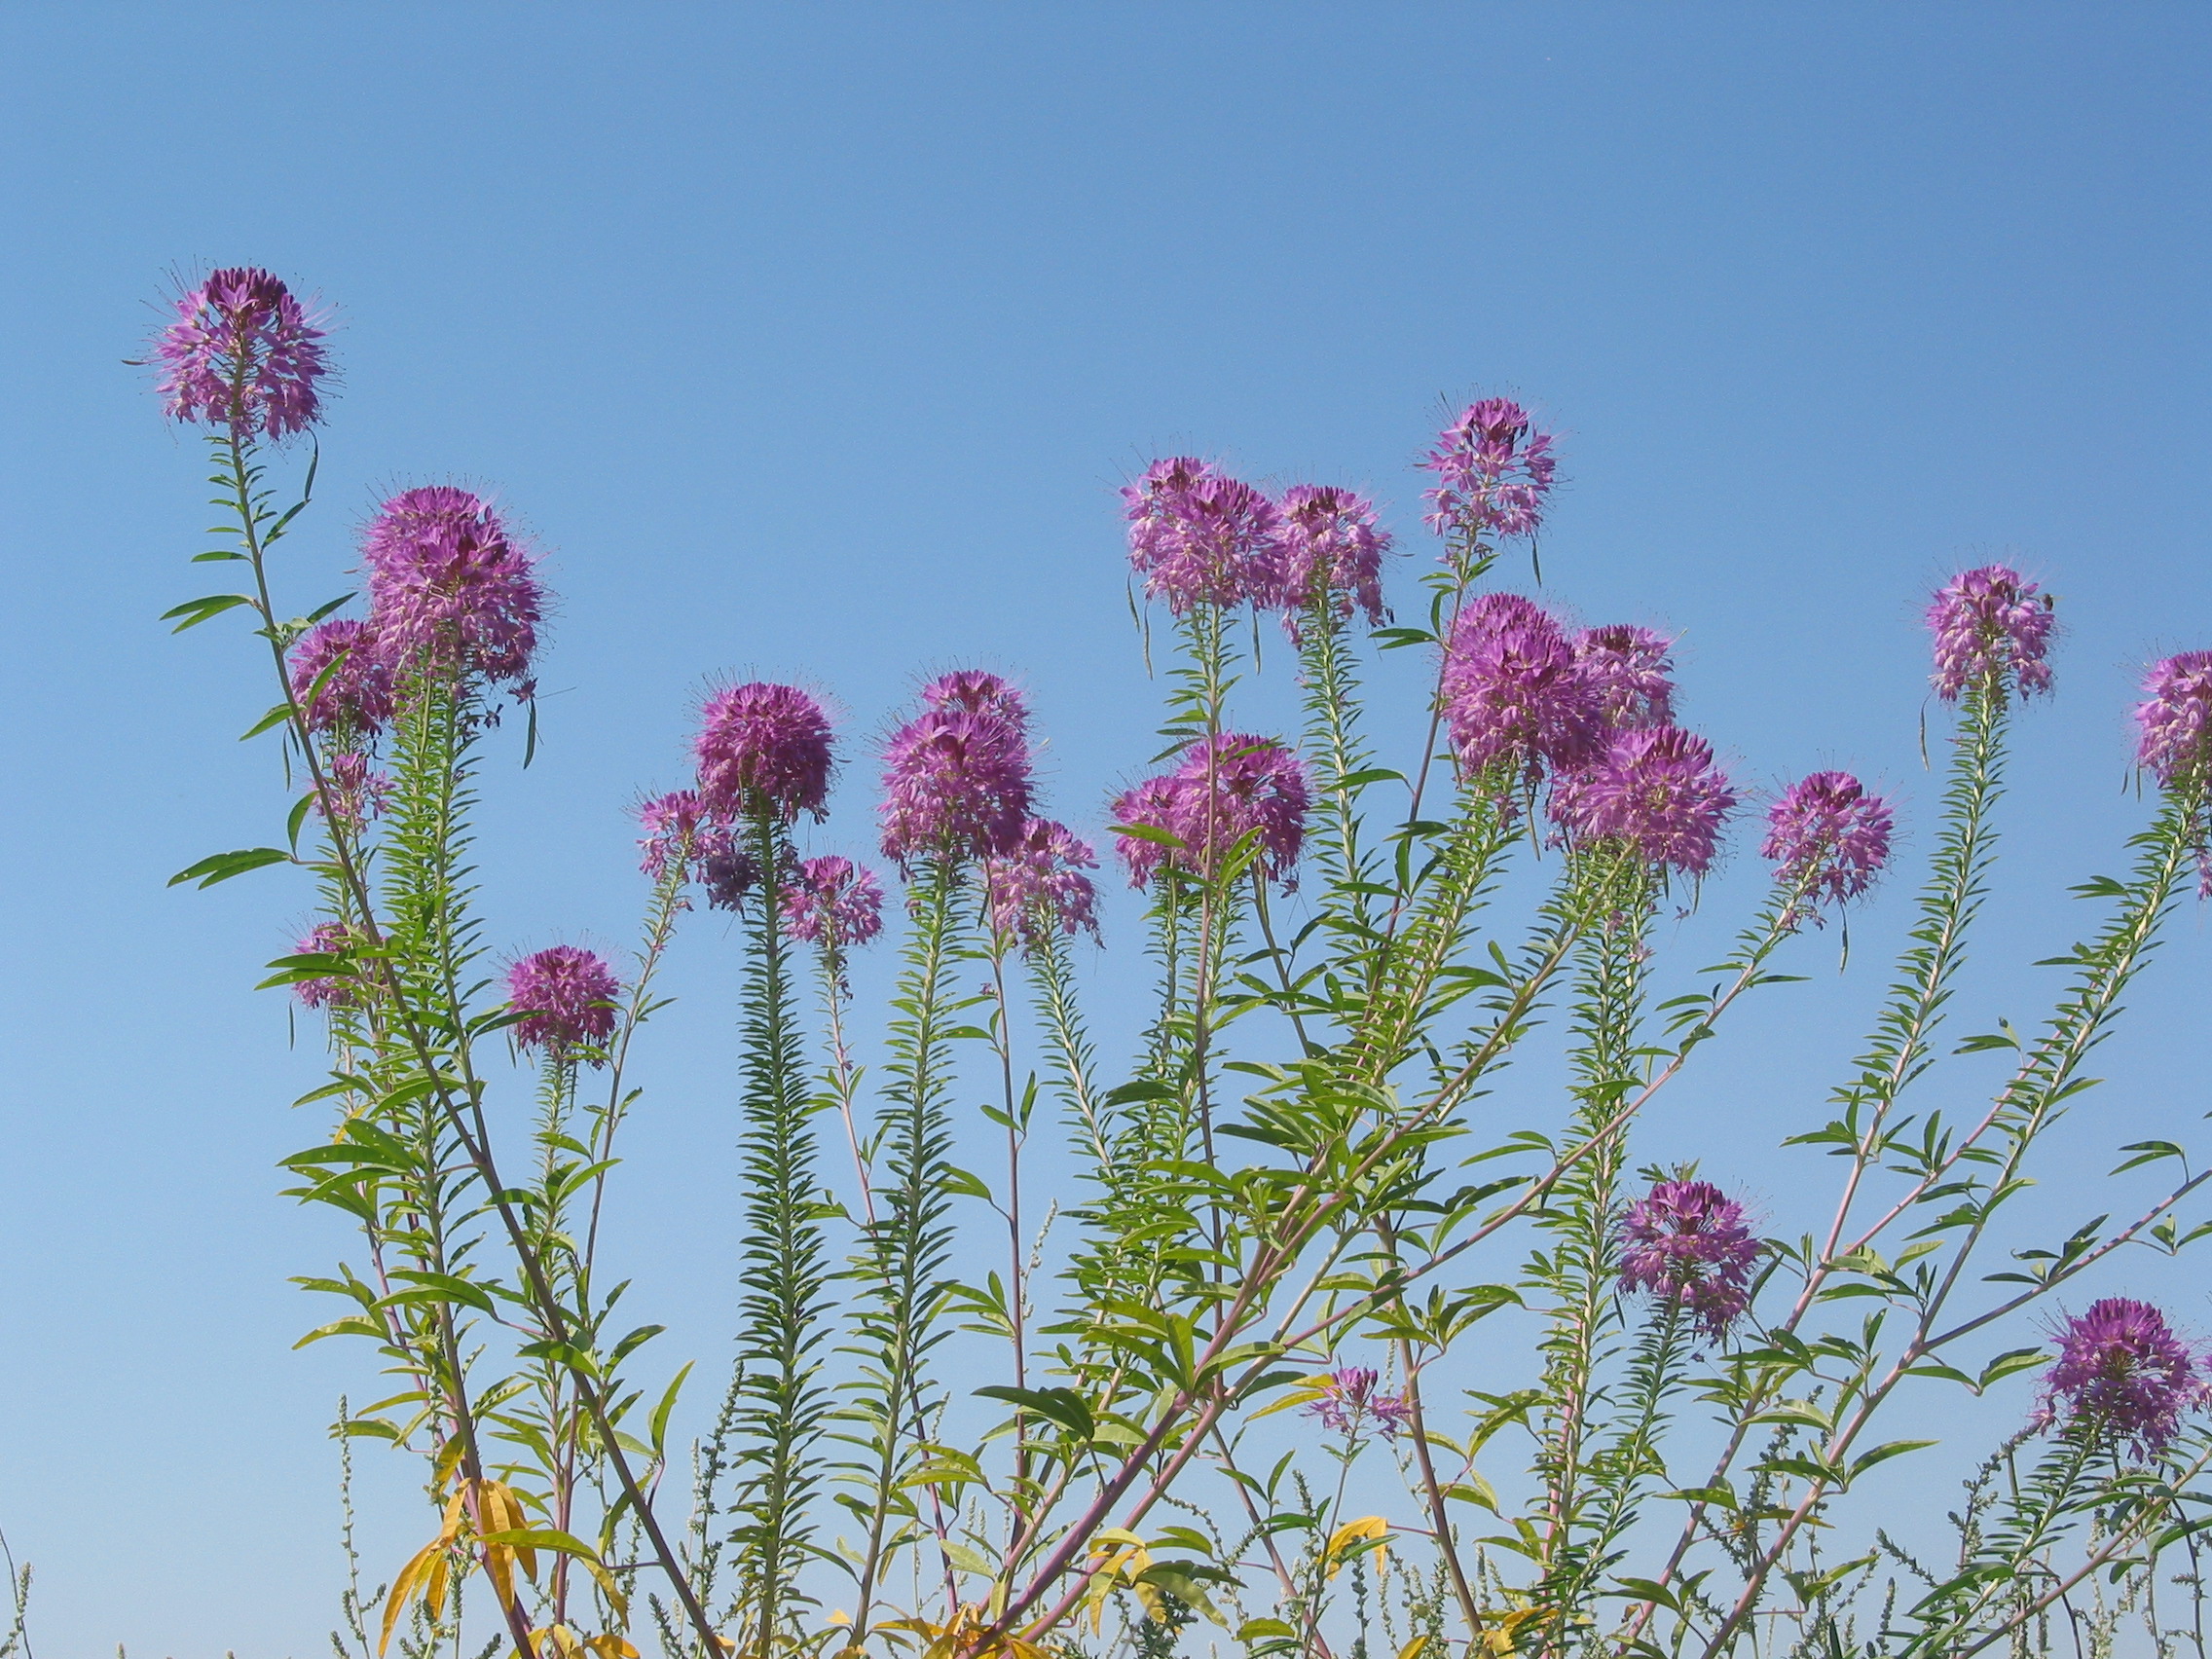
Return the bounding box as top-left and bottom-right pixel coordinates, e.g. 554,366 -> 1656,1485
1325,1516 -> 1392,1579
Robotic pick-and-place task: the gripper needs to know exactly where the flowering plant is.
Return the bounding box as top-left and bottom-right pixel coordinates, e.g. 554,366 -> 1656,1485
152,270 -> 2212,1659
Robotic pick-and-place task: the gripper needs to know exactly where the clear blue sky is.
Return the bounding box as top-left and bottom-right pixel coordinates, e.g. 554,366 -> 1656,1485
2,5 -> 2209,1653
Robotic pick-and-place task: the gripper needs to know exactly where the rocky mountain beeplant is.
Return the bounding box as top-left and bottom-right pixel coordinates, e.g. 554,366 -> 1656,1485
148,268 -> 2212,1659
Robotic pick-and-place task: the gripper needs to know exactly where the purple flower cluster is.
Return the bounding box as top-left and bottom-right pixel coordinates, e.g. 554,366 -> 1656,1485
1927,565 -> 2055,702
781,856 -> 887,950
1554,727 -> 1738,876
1618,1179 -> 1761,1342
2135,652 -> 2212,789
506,945 -> 621,1059
1441,595 -> 1604,782
291,920 -> 358,1011
1123,459 -> 1287,613
984,819 -> 1101,949
154,267 -> 330,441
696,682 -> 836,823
359,486 -> 543,690
1301,1366 -> 1412,1441
879,672 -> 1036,870
1419,398 -> 1559,546
1762,771 -> 1894,917
2040,1298 -> 2206,1457
288,618 -> 394,735
1112,733 -> 1310,889
1276,485 -> 1391,637
318,751 -> 392,831
1573,624 -> 1676,731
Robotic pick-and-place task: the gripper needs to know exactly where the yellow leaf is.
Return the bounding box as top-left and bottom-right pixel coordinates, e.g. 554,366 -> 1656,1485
1247,1374 -> 1336,1421
1325,1516 -> 1392,1580
378,1531 -> 449,1656
1397,1637 -> 1428,1659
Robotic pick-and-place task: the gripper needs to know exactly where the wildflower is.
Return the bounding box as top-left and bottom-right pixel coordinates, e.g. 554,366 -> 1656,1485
1109,774 -> 1184,889
1111,734 -> 1309,888
781,856 -> 887,949
1301,1366 -> 1412,1441
291,920 -> 358,1011
2135,652 -> 2212,789
922,669 -> 1030,727
1419,397 -> 1557,546
637,791 -> 715,880
1926,565 -> 2055,702
1573,624 -> 1675,731
152,267 -> 330,440
1762,772 -> 1894,917
879,702 -> 1034,870
506,945 -> 620,1058
360,486 -> 543,688
1123,458 -> 1286,612
317,751 -> 391,832
2040,1299 -> 2206,1457
288,618 -> 393,735
1554,725 -> 1736,876
1274,484 -> 1390,637
984,819 -> 1101,949
694,682 -> 835,823
1441,594 -> 1603,785
1618,1179 -> 1761,1341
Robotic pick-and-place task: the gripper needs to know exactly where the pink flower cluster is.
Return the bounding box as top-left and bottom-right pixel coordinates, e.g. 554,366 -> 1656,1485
1301,1365 -> 1412,1441
984,819 -> 1101,949
1123,462 -> 1393,627
506,944 -> 621,1059
282,486 -> 547,739
696,682 -> 835,824
291,920 -> 358,1011
781,856 -> 887,950
879,672 -> 1036,870
2135,652 -> 2212,789
2039,1298 -> 2206,1457
154,267 -> 330,441
1112,733 -> 1310,890
1618,1178 -> 1761,1342
1437,591 -> 1732,874
1762,772 -> 1894,918
1927,565 -> 2055,702
1419,397 -> 1558,545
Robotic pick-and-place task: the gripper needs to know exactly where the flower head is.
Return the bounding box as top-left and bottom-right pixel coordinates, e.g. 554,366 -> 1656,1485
288,618 -> 393,735
1112,734 -> 1309,889
1419,398 -> 1558,546
1762,772 -> 1894,918
360,487 -> 543,688
1619,1179 -> 1761,1342
637,791 -> 714,880
1275,484 -> 1391,637
2135,652 -> 2212,789
1927,566 -> 2055,702
922,670 -> 1029,727
695,682 -> 835,823
1300,1366 -> 1412,1441
1554,725 -> 1736,876
2040,1299 -> 2206,1457
1123,458 -> 1286,612
506,945 -> 620,1059
291,921 -> 359,1011
317,751 -> 392,832
781,856 -> 887,949
153,267 -> 330,440
879,702 -> 1034,870
1574,624 -> 1676,732
985,819 -> 1101,950
1441,594 -> 1604,785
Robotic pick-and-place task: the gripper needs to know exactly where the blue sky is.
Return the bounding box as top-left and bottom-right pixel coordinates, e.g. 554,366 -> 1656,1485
2,4 -> 2209,1652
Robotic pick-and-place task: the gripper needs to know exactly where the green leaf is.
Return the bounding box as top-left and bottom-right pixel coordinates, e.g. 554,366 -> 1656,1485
974,1384 -> 1095,1440
168,847 -> 290,888
162,593 -> 254,631
1848,1439 -> 1937,1480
